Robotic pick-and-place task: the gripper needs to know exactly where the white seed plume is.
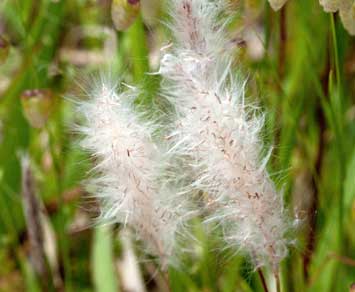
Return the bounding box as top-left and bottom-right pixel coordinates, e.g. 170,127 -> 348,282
159,0 -> 291,271
76,78 -> 184,266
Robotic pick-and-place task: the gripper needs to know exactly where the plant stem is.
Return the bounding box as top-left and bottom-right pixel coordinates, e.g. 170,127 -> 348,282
275,273 -> 281,292
164,271 -> 172,292
47,124 -> 72,291
21,155 -> 55,291
330,12 -> 345,245
303,41 -> 329,280
258,268 -> 269,292
279,5 -> 287,79
330,14 -> 341,90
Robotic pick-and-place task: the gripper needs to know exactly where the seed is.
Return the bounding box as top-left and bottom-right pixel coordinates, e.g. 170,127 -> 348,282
21,89 -> 54,128
111,0 -> 140,31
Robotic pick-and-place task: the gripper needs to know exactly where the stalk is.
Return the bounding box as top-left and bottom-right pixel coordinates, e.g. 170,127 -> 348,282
258,269 -> 269,292
275,272 -> 281,292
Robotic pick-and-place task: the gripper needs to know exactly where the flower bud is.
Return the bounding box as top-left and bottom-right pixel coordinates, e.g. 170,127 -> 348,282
0,35 -> 10,65
21,89 -> 54,129
111,0 -> 140,31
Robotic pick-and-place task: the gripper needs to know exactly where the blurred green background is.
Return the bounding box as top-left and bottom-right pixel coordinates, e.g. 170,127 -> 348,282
0,0 -> 354,291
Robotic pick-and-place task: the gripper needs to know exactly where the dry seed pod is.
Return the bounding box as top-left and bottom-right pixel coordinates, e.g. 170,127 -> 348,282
340,5 -> 355,36
319,0 -> 352,12
21,155 -> 54,290
141,0 -> 160,26
319,0 -> 354,35
268,0 -> 288,11
111,0 -> 140,31
21,89 -> 54,128
319,0 -> 340,12
337,0 -> 352,10
0,35 -> 10,65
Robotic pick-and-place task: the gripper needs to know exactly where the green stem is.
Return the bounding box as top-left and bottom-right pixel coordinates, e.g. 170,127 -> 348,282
126,16 -> 149,83
329,13 -> 345,244
47,124 -> 72,291
330,14 -> 341,91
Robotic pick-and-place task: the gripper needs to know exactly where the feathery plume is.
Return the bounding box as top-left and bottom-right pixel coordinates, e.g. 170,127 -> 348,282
159,0 -> 292,271
76,77 -> 185,266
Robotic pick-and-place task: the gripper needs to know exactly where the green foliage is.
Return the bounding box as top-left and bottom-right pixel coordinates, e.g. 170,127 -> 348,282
92,227 -> 119,292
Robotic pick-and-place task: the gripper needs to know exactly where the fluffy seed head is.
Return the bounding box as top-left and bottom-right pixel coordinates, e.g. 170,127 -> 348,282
160,0 -> 292,271
76,77 -> 186,266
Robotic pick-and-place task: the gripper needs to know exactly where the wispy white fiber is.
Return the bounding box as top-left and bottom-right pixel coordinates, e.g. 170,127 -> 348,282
159,0 -> 292,271
76,77 -> 186,266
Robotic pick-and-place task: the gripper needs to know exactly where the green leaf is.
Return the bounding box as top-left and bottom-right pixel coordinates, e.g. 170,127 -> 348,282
92,226 -> 119,292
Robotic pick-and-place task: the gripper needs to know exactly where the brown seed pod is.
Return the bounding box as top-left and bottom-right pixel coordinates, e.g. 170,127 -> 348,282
339,2 -> 355,36
111,0 -> 140,31
21,89 -> 54,128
